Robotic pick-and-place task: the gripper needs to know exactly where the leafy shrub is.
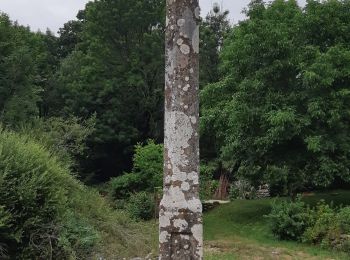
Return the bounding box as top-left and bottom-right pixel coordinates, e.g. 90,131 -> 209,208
0,206 -> 12,258
200,163 -> 218,200
337,207 -> 350,232
268,197 -> 350,253
19,116 -> 96,175
266,197 -> 312,240
229,184 -> 239,200
0,129 -> 156,259
110,140 -> 163,199
127,192 -> 155,220
110,172 -> 142,199
0,129 -> 72,258
302,201 -> 335,244
133,140 -> 163,183
229,179 -> 257,200
328,207 -> 350,252
303,203 -> 350,252
59,210 -> 100,257
114,199 -> 128,210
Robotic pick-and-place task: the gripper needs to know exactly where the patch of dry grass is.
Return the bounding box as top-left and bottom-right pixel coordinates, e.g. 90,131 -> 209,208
205,239 -> 342,260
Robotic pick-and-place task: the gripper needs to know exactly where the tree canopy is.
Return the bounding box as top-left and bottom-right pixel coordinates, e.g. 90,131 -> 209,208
1,0 -> 350,190
51,0 -> 165,180
201,0 -> 350,195
0,14 -> 58,125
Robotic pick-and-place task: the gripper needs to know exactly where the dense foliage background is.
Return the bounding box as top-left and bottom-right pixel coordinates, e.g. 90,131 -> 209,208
201,0 -> 350,196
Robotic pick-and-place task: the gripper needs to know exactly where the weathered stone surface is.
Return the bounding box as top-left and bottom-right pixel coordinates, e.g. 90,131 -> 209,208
160,0 -> 202,259
256,184 -> 270,199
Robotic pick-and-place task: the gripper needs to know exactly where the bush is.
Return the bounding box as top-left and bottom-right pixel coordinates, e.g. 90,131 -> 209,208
229,180 -> 257,200
328,207 -> 350,252
267,197 -> 350,253
302,201 -> 335,244
0,206 -> 12,258
110,140 -> 163,199
200,163 -> 217,200
303,203 -> 350,252
266,197 -> 312,241
110,172 -> 142,199
59,210 -> 100,258
127,192 -> 155,221
0,129 -> 71,258
132,140 -> 163,184
19,116 -> 96,178
336,207 -> 350,235
0,129 -> 156,259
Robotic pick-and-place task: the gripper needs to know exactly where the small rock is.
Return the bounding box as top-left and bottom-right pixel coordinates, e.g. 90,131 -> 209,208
271,250 -> 280,255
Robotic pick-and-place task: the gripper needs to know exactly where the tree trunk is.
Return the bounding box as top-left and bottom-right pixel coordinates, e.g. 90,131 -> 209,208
159,0 -> 202,259
214,173 -> 229,200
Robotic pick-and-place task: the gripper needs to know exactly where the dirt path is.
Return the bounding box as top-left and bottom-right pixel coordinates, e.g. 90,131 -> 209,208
205,240 -> 339,260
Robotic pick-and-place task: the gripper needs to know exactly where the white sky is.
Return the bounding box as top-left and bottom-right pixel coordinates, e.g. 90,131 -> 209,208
0,0 -> 307,34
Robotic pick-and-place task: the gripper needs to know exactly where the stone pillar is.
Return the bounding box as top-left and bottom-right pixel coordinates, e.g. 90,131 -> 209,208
159,0 -> 202,259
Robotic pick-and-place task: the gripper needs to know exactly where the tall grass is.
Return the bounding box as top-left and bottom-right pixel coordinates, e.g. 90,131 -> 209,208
0,128 -> 156,259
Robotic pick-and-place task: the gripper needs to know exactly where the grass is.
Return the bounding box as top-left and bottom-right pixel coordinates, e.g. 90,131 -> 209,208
139,190 -> 350,259
204,190 -> 350,259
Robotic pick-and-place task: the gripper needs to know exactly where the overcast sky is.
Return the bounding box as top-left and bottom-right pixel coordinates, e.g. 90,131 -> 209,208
0,0 -> 307,34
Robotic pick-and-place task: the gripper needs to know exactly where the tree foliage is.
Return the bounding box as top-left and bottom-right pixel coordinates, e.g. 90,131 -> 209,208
0,14 -> 49,125
19,116 -> 96,177
110,140 -> 163,199
199,6 -> 232,166
53,0 -> 165,180
201,0 -> 350,195
200,6 -> 231,88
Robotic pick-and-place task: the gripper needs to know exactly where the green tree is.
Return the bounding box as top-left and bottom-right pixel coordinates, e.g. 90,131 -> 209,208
0,47 -> 41,124
201,0 -> 350,196
53,0 -> 165,181
200,5 -> 231,88
199,6 -> 231,167
0,14 -> 40,125
57,10 -> 85,59
0,14 -> 60,125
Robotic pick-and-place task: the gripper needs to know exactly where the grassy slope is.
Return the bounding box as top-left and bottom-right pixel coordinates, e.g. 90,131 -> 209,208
204,190 -> 350,259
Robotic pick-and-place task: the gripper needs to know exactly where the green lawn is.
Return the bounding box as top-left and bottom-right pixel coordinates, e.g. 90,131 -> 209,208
204,190 -> 350,259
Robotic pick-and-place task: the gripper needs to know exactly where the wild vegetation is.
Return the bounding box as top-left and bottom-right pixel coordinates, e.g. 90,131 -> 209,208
0,128 -> 155,259
0,0 -> 350,258
205,191 -> 350,259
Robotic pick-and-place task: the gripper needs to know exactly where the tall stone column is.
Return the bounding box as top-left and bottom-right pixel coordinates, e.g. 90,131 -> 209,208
159,0 -> 202,259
